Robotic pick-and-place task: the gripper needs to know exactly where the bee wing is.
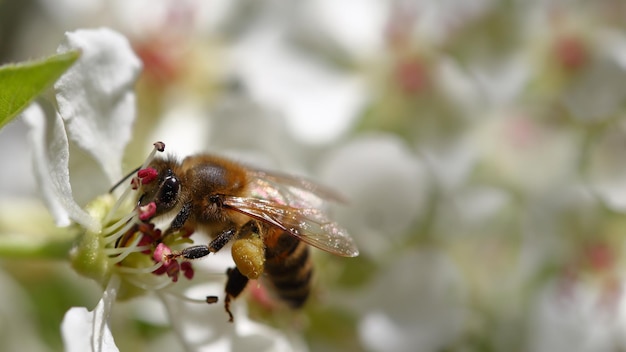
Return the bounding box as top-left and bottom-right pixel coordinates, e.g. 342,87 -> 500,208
223,196 -> 359,257
249,170 -> 348,203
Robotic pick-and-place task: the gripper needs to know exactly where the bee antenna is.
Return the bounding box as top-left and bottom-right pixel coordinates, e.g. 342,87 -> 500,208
109,165 -> 141,193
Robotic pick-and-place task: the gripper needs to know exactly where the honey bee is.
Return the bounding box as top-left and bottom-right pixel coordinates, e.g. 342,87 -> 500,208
136,153 -> 359,321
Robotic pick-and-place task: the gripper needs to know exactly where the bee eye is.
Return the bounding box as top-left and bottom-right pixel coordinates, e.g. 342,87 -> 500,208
159,175 -> 180,206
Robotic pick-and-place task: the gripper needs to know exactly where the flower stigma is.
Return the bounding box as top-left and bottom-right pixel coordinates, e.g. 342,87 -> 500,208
69,141 -> 199,300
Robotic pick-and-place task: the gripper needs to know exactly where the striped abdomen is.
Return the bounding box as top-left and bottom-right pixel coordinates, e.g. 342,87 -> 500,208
263,229 -> 313,307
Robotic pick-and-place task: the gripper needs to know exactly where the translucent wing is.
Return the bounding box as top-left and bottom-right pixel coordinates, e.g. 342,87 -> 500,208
224,196 -> 358,257
223,172 -> 358,257
248,170 -> 348,203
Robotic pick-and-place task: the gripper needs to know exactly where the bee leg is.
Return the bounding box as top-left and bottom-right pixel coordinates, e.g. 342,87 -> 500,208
177,227 -> 237,260
208,227 -> 237,252
238,220 -> 259,238
160,202 -> 193,241
168,202 -> 193,233
224,266 -> 249,322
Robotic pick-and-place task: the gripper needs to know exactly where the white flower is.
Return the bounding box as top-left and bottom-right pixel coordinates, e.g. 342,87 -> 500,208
355,248 -> 466,352
25,27 -> 140,231
37,0 -> 235,42
470,111 -> 581,194
318,134 -> 428,258
62,277 -> 120,352
421,138 -> 514,238
228,23 -> 368,145
21,27 -> 302,352
528,278 -> 626,352
585,119 -> 626,212
23,27 -> 141,352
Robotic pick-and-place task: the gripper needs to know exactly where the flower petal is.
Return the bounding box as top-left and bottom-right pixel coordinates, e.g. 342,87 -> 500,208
528,279 -> 625,352
586,119 -> 626,212
233,314 -> 297,352
356,249 -> 466,351
297,0 -> 388,59
61,277 -> 120,352
229,27 -> 367,144
23,102 -> 100,232
318,134 -> 427,257
55,28 -> 142,183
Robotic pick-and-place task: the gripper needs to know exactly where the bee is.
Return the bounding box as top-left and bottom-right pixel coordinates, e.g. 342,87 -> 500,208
136,153 -> 359,321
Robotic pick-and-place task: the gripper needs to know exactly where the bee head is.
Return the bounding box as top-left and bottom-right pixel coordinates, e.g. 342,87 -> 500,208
138,159 -> 182,216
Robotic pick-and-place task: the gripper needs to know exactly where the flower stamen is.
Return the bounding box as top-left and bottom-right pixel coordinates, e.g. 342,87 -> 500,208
103,212 -> 137,239
151,243 -> 195,283
104,141 -> 165,224
138,202 -> 157,221
106,234 -> 145,263
115,262 -> 164,275
78,141 -> 203,302
137,168 -> 158,184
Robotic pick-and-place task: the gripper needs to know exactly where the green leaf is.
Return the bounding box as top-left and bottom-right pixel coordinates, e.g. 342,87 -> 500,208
0,50 -> 80,130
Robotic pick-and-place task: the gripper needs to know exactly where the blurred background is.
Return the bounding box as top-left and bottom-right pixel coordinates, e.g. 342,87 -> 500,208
2,0 -> 626,351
